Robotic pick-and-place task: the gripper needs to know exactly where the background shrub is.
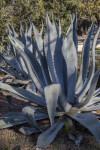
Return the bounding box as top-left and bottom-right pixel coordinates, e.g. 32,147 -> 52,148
0,0 -> 100,49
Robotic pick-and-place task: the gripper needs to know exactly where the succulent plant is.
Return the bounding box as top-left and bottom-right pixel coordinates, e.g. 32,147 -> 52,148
0,21 -> 41,94
0,24 -> 30,80
0,21 -> 43,85
0,13 -> 100,148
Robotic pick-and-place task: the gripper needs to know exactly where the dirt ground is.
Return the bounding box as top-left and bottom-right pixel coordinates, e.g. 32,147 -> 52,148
0,75 -> 100,150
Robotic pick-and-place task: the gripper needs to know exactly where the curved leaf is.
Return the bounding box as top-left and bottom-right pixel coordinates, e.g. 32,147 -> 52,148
71,113 -> 100,144
81,102 -> 100,112
0,117 -> 26,129
37,116 -> 67,148
93,88 -> 100,98
76,22 -> 94,94
0,83 -> 46,106
25,82 -> 36,93
12,24 -> 18,38
15,51 -> 28,77
9,35 -> 45,95
2,56 -> 24,76
4,79 -> 31,85
0,66 -> 16,77
22,106 -> 42,131
7,23 -> 13,35
76,27 -> 100,103
15,36 -> 46,87
76,68 -> 100,108
0,54 -> 24,80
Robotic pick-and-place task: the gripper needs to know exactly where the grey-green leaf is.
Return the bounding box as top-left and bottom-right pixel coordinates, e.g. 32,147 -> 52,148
37,116 -> 67,148
0,117 -> 26,129
22,106 -> 42,131
76,22 -> 94,94
76,27 -> 100,103
62,14 -> 77,103
0,83 -> 46,106
71,113 -> 100,143
44,84 -> 60,125
76,68 -> 100,108
20,23 -> 26,45
9,35 -> 45,95
44,14 -> 57,83
19,126 -> 39,136
93,88 -> 100,98
33,23 -> 51,85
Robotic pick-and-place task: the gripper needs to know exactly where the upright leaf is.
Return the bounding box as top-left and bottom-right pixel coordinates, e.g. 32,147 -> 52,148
44,84 -> 60,125
20,23 -> 26,45
76,68 -> 100,108
33,23 -> 51,85
12,24 -> 18,38
40,21 -> 43,36
44,14 -> 57,83
76,27 -> 100,103
26,19 -> 34,53
15,51 -> 28,77
62,14 -> 77,103
22,106 -> 42,131
76,22 -> 94,94
9,35 -> 45,95
54,28 -> 64,91
52,12 -> 59,34
44,84 -> 72,124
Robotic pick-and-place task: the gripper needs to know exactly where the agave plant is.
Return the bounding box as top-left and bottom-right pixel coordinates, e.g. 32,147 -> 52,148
0,21 -> 43,87
0,13 -> 100,148
0,21 -> 42,95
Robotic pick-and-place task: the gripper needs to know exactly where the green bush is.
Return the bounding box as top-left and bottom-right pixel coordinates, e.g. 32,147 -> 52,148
0,0 -> 100,49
